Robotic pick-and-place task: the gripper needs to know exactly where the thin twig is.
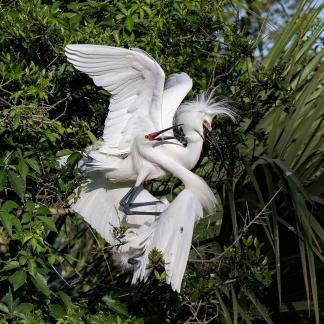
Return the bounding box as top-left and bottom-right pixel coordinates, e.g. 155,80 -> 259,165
87,225 -> 113,281
50,264 -> 72,288
53,98 -> 69,121
0,97 -> 12,107
49,93 -> 71,110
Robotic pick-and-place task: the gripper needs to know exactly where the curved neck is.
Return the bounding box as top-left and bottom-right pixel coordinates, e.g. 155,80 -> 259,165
181,131 -> 204,170
139,141 -> 215,213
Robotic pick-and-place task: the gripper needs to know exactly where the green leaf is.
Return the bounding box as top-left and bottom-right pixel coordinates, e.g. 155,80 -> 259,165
1,200 -> 18,212
227,182 -> 238,238
56,149 -> 73,157
263,166 -> 281,304
2,289 -> 13,313
88,313 -> 119,324
9,270 -> 26,291
36,216 -> 57,233
306,244 -> 319,324
27,259 -> 37,277
1,261 -> 20,272
45,132 -> 60,144
13,115 -> 21,130
31,273 -> 52,296
67,152 -> 82,168
215,288 -> 232,324
25,158 -> 41,174
124,16 -> 134,32
0,169 -> 7,191
58,291 -> 72,310
142,5 -> 152,16
8,171 -> 25,199
102,295 -> 128,316
14,303 -> 33,315
86,130 -> 97,144
0,303 -> 9,314
231,286 -> 238,324
0,212 -> 16,236
298,239 -> 310,309
245,290 -> 273,323
49,304 -> 66,320
69,13 -> 82,26
17,160 -> 29,181
112,30 -> 120,45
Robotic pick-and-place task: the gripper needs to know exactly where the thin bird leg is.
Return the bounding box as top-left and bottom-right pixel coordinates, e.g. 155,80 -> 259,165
119,186 -> 137,207
120,186 -> 162,216
130,201 -> 163,207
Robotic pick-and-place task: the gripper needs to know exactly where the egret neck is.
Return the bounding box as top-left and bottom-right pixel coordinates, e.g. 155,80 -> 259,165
181,131 -> 204,170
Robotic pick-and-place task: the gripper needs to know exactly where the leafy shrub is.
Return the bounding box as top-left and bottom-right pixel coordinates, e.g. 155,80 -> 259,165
0,0 -> 323,323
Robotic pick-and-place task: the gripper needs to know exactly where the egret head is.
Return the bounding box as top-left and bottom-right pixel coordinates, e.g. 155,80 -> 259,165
175,92 -> 235,139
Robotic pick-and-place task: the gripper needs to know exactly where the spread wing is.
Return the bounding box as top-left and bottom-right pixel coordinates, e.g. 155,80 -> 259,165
161,73 -> 192,136
65,44 -> 165,155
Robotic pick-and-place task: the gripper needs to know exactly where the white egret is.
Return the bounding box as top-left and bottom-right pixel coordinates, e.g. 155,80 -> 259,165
64,44 -> 235,290
118,131 -> 216,291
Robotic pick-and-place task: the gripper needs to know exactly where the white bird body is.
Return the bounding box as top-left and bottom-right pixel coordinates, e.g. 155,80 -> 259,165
65,44 -> 235,291
111,134 -> 215,291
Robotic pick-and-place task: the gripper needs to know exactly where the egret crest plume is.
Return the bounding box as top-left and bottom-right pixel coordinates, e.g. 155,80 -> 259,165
176,92 -> 236,122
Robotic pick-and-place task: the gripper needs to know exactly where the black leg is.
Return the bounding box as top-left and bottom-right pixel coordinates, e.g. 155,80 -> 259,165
120,186 -> 162,216
130,201 -> 163,207
120,186 -> 138,207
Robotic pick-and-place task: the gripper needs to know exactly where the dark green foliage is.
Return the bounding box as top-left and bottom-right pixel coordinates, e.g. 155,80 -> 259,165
0,0 -> 323,322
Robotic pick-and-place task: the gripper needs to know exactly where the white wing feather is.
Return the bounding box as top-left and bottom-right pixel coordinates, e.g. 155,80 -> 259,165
65,44 -> 165,155
162,73 -> 192,127
72,170 -> 164,246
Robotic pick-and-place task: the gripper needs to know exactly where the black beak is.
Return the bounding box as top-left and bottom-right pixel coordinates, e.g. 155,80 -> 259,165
204,129 -> 224,160
204,127 -> 217,147
154,136 -> 176,141
146,124 -> 183,141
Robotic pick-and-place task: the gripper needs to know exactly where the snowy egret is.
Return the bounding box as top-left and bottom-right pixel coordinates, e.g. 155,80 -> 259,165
64,44 -> 235,290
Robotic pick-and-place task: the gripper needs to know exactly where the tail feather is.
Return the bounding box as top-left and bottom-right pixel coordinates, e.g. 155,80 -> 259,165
132,189 -> 203,292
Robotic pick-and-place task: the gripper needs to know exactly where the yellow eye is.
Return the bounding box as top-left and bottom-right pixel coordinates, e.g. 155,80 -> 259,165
145,134 -> 149,139
203,119 -> 208,125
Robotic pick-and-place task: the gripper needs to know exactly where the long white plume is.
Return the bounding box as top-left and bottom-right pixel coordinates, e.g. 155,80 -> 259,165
130,189 -> 203,292
175,91 -> 236,122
